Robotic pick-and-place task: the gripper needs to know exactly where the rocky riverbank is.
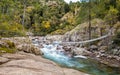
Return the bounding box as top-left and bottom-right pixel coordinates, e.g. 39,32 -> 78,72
61,44 -> 120,68
31,36 -> 120,68
59,44 -> 120,68
85,46 -> 120,68
0,37 -> 89,75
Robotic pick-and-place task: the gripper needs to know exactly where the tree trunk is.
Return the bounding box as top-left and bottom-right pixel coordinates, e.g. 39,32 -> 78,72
88,0 -> 91,40
22,2 -> 26,26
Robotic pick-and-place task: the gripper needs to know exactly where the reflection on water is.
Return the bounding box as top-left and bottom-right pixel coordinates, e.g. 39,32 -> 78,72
35,41 -> 120,75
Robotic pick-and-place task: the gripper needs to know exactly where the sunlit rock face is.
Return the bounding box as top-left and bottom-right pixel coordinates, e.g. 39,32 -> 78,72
62,19 -> 108,42
63,31 -> 82,42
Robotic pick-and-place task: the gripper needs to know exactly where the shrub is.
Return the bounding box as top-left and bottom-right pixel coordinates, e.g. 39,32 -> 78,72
0,47 -> 16,53
0,22 -> 25,37
4,40 -> 15,48
0,40 -> 16,54
51,29 -> 66,35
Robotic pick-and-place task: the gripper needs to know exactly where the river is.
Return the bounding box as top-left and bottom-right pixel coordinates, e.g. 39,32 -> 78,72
33,40 -> 120,75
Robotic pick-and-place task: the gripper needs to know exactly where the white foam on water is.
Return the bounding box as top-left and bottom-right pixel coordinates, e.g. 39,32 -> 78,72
40,44 -> 85,68
74,55 -> 87,59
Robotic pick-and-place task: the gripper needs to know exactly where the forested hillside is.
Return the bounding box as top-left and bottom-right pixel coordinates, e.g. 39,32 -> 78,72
0,0 -> 120,38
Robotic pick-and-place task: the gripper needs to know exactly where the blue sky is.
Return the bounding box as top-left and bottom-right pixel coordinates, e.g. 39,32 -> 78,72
64,0 -> 80,3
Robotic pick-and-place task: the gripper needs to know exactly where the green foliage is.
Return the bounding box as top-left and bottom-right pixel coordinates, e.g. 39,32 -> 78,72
0,22 -> 25,37
0,47 -> 16,53
4,40 -> 15,48
0,40 -> 16,54
51,29 -> 66,35
104,6 -> 118,25
0,0 -> 120,36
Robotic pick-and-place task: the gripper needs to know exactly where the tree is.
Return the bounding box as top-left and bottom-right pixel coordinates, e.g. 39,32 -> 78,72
104,6 -> 119,27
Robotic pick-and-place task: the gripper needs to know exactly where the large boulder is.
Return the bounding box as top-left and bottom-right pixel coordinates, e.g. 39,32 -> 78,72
73,48 -> 91,56
73,48 -> 85,55
16,44 -> 43,55
63,46 -> 72,52
1,37 -> 43,55
89,45 -> 98,51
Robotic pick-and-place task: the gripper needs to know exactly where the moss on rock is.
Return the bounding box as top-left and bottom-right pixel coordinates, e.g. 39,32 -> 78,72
0,47 -> 16,54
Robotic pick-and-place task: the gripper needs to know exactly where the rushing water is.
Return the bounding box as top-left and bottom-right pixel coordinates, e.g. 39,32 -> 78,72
33,41 -> 120,75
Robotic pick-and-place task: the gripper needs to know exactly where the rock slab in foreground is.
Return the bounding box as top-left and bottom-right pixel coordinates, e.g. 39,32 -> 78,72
0,52 -> 89,75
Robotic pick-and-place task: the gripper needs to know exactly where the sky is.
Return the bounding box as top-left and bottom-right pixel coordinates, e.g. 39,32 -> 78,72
64,0 -> 80,3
